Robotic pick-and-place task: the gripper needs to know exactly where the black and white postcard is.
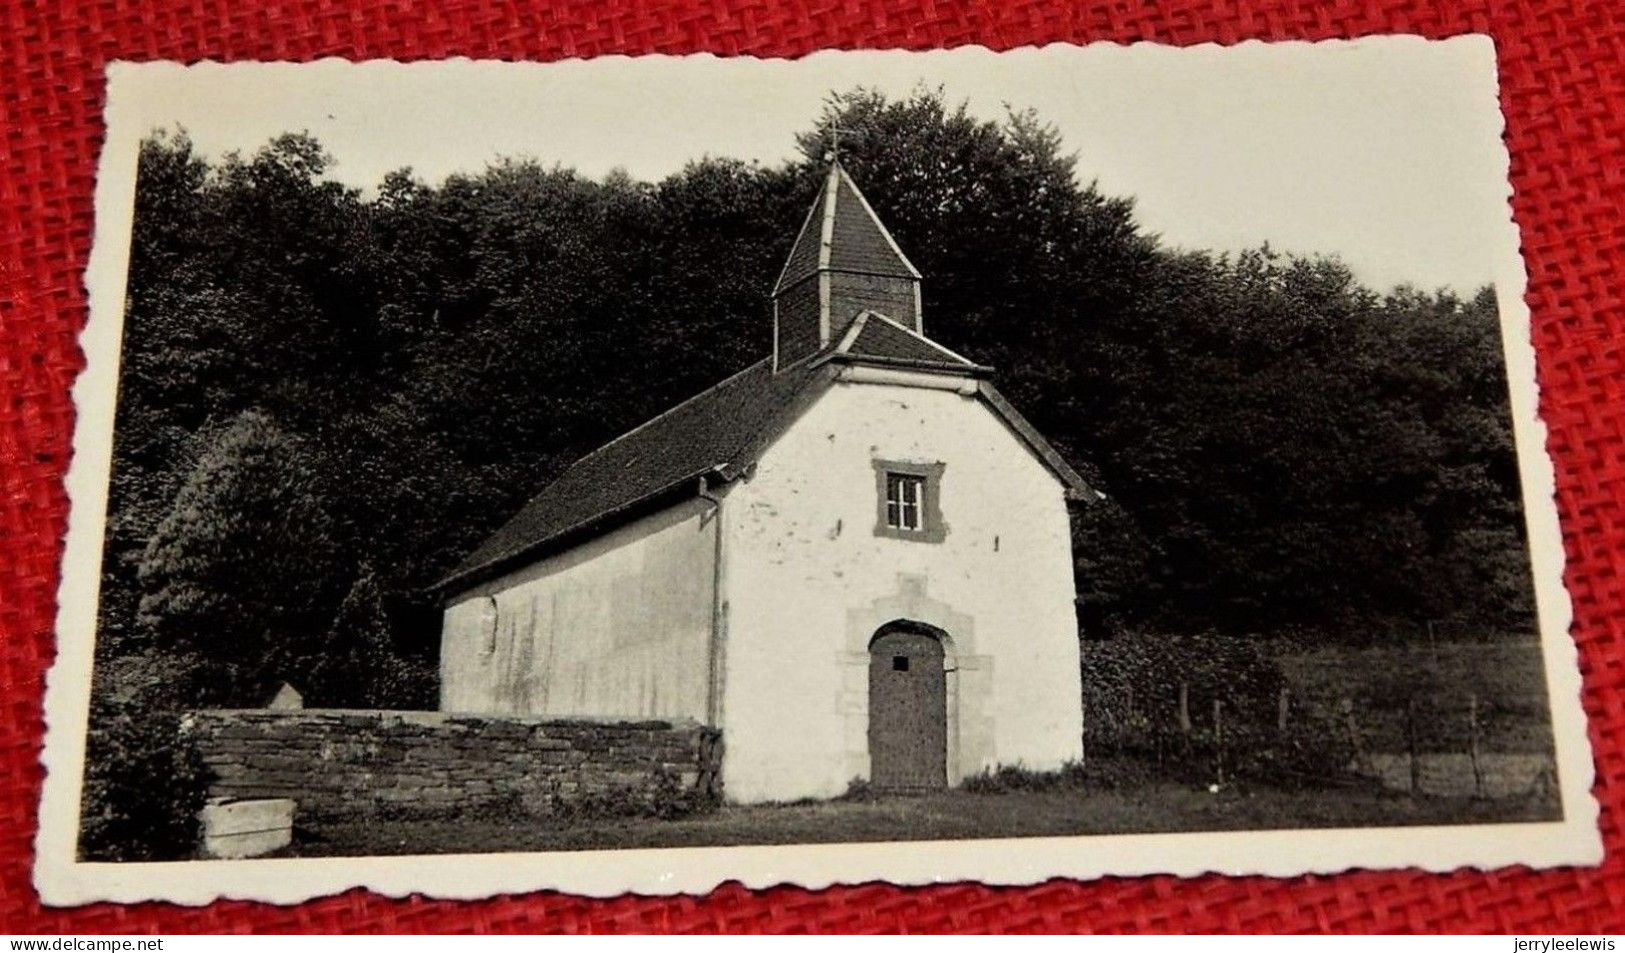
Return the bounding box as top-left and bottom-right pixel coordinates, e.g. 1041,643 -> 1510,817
36,38 -> 1599,905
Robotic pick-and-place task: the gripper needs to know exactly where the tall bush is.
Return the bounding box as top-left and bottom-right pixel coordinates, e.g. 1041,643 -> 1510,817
79,698 -> 207,862
1081,633 -> 1354,784
309,564 -> 436,708
137,409 -> 343,702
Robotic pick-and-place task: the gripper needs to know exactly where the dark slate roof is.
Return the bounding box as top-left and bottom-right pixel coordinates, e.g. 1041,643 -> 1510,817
440,357 -> 834,592
441,166 -> 1092,594
774,163 -> 921,295
778,181 -> 828,293
837,311 -> 981,370
440,329 -> 1096,594
829,172 -> 919,279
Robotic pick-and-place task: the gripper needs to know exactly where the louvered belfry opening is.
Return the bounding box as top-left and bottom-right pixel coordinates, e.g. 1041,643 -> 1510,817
772,163 -> 923,370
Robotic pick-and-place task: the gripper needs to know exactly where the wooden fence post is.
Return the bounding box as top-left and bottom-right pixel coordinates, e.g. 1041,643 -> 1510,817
1178,682 -> 1191,736
1079,691 -> 1088,767
1340,697 -> 1370,775
1530,761 -> 1557,802
1212,698 -> 1226,787
1406,696 -> 1422,797
1277,686 -> 1291,736
1468,692 -> 1485,799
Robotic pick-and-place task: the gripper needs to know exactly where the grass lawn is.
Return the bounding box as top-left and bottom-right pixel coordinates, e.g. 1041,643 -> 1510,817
287,780 -> 1559,858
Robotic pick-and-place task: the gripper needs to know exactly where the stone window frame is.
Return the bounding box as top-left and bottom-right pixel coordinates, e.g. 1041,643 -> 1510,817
872,459 -> 947,543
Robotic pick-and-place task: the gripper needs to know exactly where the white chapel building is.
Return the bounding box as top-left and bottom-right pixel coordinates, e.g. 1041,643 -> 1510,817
436,163 -> 1094,803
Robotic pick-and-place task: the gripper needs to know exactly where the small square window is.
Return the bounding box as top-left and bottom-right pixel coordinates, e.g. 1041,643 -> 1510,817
893,656 -> 909,672
873,460 -> 947,543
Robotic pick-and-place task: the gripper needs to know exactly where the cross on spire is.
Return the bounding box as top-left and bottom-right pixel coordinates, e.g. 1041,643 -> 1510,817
823,123 -> 847,164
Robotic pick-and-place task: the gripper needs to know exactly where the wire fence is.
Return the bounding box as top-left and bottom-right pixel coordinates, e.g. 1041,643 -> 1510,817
1080,637 -> 1559,801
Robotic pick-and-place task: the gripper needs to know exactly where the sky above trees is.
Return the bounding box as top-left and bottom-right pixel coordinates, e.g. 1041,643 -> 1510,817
106,37 -> 1513,292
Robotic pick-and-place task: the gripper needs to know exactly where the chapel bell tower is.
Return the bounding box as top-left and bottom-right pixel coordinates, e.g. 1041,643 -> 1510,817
772,163 -> 923,370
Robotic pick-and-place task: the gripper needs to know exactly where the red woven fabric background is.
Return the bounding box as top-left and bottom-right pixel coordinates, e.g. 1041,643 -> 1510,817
2,0 -> 1621,934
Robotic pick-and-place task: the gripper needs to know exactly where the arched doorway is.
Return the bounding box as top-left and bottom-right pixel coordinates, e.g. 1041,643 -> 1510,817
868,622 -> 948,790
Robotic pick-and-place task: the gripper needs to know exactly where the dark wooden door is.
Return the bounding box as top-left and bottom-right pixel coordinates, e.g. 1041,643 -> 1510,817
868,628 -> 947,791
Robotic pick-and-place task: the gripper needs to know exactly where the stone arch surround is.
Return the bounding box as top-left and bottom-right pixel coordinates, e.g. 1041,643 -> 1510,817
839,573 -> 995,784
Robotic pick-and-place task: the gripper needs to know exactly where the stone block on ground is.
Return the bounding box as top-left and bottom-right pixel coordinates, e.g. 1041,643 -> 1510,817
199,798 -> 295,859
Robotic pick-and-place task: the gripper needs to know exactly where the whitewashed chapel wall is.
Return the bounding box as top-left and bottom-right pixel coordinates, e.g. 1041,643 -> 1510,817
439,498 -> 716,720
720,377 -> 1084,803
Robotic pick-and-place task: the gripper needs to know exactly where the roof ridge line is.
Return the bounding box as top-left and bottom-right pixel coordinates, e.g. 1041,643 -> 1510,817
575,357 -> 772,462
817,163 -> 840,272
834,310 -> 872,353
772,169 -> 830,294
439,357 -> 839,593
436,463 -> 725,591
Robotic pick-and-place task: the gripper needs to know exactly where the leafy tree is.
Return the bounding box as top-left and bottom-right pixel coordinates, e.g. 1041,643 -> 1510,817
104,89 -> 1537,712
310,564 -> 436,709
136,410 -> 343,701
793,88 -> 1156,370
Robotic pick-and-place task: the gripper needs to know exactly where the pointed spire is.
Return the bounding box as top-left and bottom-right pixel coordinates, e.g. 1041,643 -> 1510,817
772,163 -> 923,370
774,163 -> 920,296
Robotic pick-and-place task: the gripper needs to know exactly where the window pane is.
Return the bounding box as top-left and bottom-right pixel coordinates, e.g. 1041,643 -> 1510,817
883,472 -> 929,532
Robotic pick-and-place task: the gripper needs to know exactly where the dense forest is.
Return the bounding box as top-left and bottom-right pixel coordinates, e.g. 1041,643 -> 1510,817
94,87 -> 1535,718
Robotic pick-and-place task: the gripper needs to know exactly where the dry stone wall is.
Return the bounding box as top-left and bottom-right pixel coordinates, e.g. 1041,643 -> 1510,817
182,709 -> 720,820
